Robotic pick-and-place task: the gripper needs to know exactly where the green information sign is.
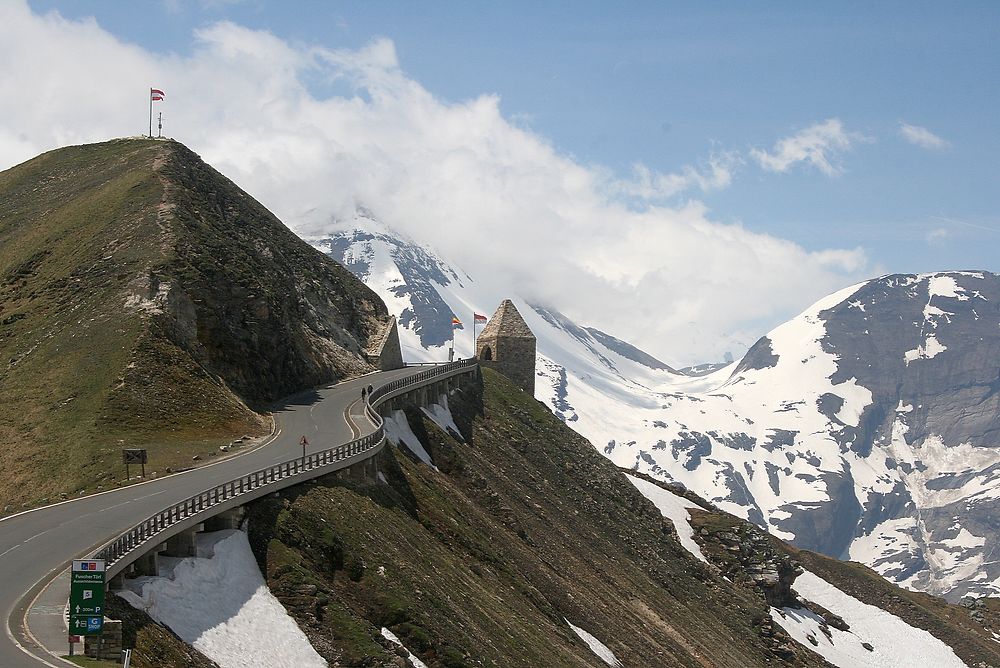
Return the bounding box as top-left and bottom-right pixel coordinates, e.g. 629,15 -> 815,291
69,559 -> 106,636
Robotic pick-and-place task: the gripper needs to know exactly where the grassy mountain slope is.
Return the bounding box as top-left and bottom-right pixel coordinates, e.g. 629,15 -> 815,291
245,369 -> 832,667
0,139 -> 392,509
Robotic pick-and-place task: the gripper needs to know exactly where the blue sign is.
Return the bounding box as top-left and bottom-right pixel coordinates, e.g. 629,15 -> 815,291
86,617 -> 104,633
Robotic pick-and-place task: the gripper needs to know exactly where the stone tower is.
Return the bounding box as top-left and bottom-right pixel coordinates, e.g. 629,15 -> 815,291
476,299 -> 536,394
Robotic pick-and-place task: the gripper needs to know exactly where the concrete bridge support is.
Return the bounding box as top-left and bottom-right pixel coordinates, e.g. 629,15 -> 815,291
162,523 -> 204,558
204,507 -> 245,531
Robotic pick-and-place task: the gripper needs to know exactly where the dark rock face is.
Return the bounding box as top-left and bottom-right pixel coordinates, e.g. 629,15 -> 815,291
822,273 -> 1000,455
813,273 -> 1000,595
671,430 -> 713,470
692,512 -> 803,609
158,144 -> 390,405
735,336 -> 780,373
771,469 -> 862,560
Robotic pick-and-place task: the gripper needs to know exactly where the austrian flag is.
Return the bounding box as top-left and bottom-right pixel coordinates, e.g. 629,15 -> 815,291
474,313 -> 488,323
150,88 -> 165,101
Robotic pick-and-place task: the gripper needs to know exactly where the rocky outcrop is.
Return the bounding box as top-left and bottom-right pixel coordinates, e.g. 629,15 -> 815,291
690,510 -> 803,609
154,142 -> 393,404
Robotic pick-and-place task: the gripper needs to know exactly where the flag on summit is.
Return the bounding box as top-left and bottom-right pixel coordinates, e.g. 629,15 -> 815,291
474,313 -> 488,323
452,316 -> 462,326
150,88 -> 165,101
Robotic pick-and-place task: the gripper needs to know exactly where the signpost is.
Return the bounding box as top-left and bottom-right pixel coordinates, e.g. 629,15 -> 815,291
69,559 -> 106,640
123,448 -> 147,479
299,435 -> 309,462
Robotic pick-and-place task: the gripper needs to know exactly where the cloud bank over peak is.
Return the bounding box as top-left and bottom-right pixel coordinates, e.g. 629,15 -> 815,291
0,1 -> 870,364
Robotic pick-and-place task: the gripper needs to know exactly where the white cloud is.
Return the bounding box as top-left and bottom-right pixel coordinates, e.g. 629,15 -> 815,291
751,118 -> 868,176
610,151 -> 741,200
899,122 -> 950,150
0,1 -> 870,363
926,227 -> 949,242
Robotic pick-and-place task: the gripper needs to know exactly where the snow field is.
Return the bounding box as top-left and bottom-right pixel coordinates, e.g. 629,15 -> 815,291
117,529 -> 327,668
773,571 -> 967,668
421,393 -> 463,439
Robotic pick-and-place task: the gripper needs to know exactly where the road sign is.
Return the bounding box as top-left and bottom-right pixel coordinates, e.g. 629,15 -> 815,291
70,559 -> 105,636
122,449 -> 147,465
123,448 -> 148,479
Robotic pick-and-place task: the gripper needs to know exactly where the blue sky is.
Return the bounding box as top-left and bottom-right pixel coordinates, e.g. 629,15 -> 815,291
30,0 -> 1000,273
7,1 -> 1000,361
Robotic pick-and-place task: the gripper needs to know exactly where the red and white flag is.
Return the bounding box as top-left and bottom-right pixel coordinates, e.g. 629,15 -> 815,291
474,313 -> 488,323
150,88 -> 165,101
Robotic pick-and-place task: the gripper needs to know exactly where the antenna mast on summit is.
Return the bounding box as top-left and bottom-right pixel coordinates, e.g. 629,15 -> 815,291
149,88 -> 165,138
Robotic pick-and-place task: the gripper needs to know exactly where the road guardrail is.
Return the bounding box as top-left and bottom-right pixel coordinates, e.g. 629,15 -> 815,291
92,359 -> 477,578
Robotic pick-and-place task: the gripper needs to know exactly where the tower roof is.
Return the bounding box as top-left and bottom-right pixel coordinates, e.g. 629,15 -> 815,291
479,299 -> 535,340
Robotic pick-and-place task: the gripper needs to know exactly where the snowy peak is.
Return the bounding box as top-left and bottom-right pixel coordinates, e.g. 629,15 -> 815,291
642,270 -> 1000,599
314,218 -> 1000,601
314,225 -> 467,353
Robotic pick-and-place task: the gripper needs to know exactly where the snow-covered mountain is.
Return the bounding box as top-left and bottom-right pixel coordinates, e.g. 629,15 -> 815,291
312,217 -> 1000,601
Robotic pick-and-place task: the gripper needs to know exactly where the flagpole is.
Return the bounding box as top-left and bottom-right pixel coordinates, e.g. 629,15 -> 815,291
148,88 -> 152,138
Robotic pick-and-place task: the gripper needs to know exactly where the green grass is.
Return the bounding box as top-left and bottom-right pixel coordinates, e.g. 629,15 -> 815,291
1,137 -> 392,510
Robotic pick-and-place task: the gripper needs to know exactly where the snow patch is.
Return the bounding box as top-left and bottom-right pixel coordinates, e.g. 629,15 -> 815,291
625,474 -> 708,563
381,628 -> 428,668
117,529 -> 326,668
383,409 -> 438,469
565,619 -> 622,667
904,334 -> 947,363
422,393 -> 463,439
927,274 -> 967,301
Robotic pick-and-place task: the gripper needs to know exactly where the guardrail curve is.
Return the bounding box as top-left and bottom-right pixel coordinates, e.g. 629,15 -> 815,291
92,359 -> 477,578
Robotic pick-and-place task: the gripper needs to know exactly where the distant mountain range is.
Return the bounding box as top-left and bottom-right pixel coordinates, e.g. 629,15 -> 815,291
316,217 -> 1000,601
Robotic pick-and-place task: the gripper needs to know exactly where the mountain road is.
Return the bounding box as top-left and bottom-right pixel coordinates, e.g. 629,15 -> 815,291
0,366 -> 424,667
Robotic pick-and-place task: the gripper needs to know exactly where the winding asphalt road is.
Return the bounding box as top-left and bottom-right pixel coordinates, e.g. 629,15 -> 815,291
0,366 -> 424,667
